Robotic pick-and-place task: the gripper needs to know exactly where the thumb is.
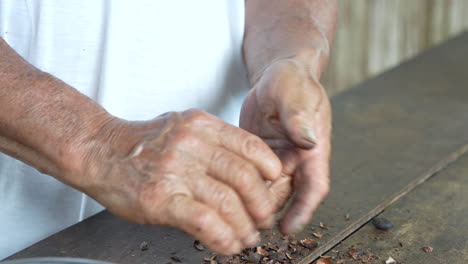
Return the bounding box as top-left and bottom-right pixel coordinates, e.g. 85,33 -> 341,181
256,173 -> 293,229
269,173 -> 293,211
278,76 -> 324,149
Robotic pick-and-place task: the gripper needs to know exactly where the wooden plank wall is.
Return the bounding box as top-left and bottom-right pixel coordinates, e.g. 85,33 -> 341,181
322,0 -> 468,95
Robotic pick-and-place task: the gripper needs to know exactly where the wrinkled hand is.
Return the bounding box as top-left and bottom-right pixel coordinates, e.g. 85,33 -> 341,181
70,109 -> 284,254
240,59 -> 332,235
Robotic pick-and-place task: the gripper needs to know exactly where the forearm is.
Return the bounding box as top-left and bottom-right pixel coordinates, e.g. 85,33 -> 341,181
243,0 -> 337,85
0,38 -> 112,181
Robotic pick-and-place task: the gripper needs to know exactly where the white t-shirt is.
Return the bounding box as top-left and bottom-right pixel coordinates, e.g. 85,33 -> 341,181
0,0 -> 249,259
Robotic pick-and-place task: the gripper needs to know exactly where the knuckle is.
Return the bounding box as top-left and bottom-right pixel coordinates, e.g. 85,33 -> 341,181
183,108 -> 209,122
139,178 -> 188,223
232,162 -> 256,189
171,127 -> 195,144
227,160 -> 260,195
209,149 -> 224,165
169,128 -> 200,153
184,108 -> 204,116
288,110 -> 309,125
290,108 -> 306,118
210,151 -> 256,191
217,189 -> 238,216
160,111 -> 178,120
242,135 -> 265,157
296,108 -> 310,118
239,180 -> 257,197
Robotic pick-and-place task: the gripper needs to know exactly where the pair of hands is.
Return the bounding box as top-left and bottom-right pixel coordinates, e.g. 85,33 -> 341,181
71,59 -> 331,255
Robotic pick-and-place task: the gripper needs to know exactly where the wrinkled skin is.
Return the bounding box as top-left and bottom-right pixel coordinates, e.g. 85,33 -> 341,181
240,59 -> 332,235
58,59 -> 331,256
0,1 -> 334,255
75,109 -> 292,255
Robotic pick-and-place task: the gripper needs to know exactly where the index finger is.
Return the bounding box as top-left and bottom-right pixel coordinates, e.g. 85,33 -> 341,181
279,156 -> 330,235
216,123 -> 282,182
162,194 -> 243,255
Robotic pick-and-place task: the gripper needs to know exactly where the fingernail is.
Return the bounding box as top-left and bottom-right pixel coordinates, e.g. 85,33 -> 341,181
278,173 -> 292,182
244,231 -> 261,247
301,126 -> 317,145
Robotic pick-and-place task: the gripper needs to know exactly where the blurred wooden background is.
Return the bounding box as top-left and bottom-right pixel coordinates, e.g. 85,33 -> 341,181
322,0 -> 468,95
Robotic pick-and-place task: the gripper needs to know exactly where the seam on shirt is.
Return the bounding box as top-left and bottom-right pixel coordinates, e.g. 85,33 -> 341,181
93,0 -> 111,104
24,0 -> 36,60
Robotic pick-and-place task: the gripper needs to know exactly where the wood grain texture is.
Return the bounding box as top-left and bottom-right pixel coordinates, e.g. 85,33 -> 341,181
322,0 -> 468,95
6,33 -> 468,264
297,142 -> 468,264
322,151 -> 468,264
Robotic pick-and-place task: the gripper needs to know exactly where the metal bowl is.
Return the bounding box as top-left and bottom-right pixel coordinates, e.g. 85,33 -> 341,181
0,258 -> 117,264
